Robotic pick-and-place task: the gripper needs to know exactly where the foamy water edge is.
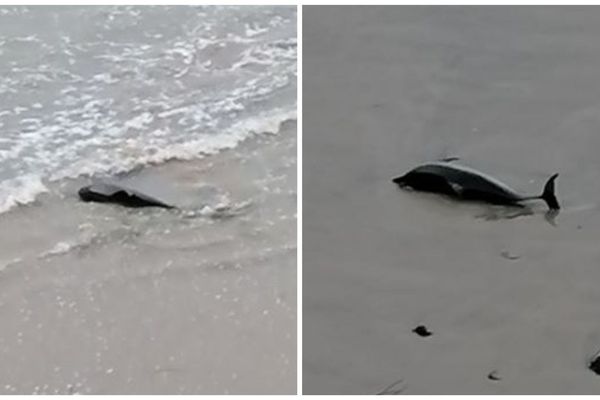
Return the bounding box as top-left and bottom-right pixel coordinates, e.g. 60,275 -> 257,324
0,109 -> 296,215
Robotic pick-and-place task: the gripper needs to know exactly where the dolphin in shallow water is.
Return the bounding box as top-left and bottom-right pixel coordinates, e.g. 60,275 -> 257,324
393,161 -> 560,210
78,183 -> 175,209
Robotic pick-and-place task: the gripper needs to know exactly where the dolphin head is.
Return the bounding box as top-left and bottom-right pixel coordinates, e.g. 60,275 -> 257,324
78,186 -> 91,201
78,186 -> 100,202
392,174 -> 409,187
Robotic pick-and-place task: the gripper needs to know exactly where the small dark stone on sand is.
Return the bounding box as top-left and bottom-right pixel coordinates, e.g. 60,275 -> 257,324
589,353 -> 600,375
487,370 -> 501,381
412,325 -> 432,337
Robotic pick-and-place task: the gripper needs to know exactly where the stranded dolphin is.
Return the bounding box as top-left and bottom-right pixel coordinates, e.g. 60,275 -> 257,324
78,183 -> 175,209
392,161 -> 560,210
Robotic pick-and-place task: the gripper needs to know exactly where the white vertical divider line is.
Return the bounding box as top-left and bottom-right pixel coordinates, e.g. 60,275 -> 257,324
296,3 -> 303,396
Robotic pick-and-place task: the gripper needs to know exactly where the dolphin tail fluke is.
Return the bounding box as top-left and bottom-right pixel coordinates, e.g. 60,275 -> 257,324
540,173 -> 560,210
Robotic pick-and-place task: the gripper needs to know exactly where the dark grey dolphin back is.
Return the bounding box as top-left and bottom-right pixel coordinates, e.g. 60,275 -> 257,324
412,164 -> 521,201
83,183 -> 174,209
87,183 -> 126,196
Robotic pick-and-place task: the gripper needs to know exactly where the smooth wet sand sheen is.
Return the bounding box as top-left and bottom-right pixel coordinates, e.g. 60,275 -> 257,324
304,6 -> 600,395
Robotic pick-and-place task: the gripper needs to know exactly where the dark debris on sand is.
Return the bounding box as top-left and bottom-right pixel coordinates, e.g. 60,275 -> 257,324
487,370 -> 501,381
412,325 -> 432,337
589,352 -> 600,375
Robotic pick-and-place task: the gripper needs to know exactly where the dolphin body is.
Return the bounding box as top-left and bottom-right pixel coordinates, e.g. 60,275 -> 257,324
78,183 -> 175,209
393,161 -> 560,210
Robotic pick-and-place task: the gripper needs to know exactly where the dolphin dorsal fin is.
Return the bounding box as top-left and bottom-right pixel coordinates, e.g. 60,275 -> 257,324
439,157 -> 460,162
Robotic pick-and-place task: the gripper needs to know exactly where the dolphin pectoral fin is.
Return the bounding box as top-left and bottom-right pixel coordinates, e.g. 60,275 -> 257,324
449,182 -> 463,195
113,190 -> 131,201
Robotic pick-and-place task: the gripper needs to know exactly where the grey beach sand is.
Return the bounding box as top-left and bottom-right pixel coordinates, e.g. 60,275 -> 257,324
304,6 -> 600,395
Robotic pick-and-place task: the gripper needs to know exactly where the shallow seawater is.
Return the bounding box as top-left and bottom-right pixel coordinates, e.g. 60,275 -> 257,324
0,6 -> 296,395
0,5 -> 296,213
0,121 -> 297,394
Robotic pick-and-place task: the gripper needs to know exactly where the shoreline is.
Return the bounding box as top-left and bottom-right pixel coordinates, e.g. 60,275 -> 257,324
0,112 -> 297,216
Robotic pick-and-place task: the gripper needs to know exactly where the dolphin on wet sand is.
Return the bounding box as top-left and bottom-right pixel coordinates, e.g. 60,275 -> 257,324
392,161 -> 560,210
78,183 -> 175,209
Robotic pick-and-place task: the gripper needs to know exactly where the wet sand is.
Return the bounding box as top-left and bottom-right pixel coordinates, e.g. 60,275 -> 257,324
0,121 -> 296,394
304,6 -> 600,394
